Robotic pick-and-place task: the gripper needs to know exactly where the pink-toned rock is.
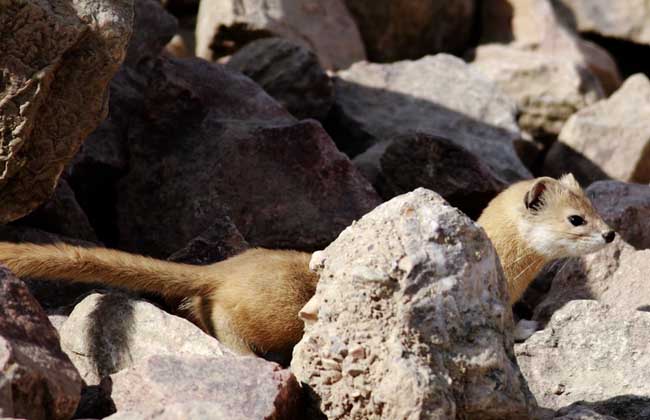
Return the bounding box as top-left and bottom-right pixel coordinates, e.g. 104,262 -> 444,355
107,354 -> 303,419
0,267 -> 82,419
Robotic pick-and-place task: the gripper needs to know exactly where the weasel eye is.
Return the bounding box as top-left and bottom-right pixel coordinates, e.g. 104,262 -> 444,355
568,215 -> 585,226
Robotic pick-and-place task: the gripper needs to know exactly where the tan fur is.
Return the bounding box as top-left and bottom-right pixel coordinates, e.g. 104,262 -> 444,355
0,242 -> 317,358
478,174 -> 614,305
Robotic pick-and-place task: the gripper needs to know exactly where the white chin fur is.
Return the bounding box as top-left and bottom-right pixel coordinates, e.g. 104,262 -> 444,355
525,225 -> 607,259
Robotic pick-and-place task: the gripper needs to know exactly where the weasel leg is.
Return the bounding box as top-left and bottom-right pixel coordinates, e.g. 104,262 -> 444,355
210,304 -> 255,355
513,319 -> 539,342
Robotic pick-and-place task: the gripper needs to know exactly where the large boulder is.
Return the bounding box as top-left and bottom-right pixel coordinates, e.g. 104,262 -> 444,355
58,293 -> 232,385
0,0 -> 133,223
343,0 -> 476,62
195,0 -> 365,70
518,301 -> 650,416
226,37 -> 334,121
292,188 -> 535,419
544,74 -> 650,185
0,267 -> 82,420
327,54 -> 531,183
115,56 -> 380,257
106,354 -> 304,419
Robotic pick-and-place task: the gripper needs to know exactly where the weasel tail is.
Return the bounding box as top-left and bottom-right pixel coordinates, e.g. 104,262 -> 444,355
0,242 -> 213,296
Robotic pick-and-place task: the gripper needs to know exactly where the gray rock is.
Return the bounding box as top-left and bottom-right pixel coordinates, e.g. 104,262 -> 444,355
0,0 -> 133,223
292,188 -> 535,419
517,301 -> 650,411
195,0 -> 366,70
328,54 -> 531,183
344,0 -> 476,62
0,267 -> 82,420
226,37 -> 334,121
554,404 -> 618,420
59,293 -> 232,385
107,354 -> 303,419
544,74 -> 650,185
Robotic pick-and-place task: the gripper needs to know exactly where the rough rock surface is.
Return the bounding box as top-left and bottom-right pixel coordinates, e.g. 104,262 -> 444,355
344,0 -> 475,62
107,354 -> 303,419
553,0 -> 650,46
517,301 -> 650,412
327,54 -> 531,183
292,188 -> 535,419
0,0 -> 133,223
554,405 -> 618,420
195,0 -> 365,70
226,37 -> 334,121
0,267 -> 82,420
544,74 -> 650,185
470,44 -> 604,139
116,56 -> 380,257
59,293 -> 232,385
354,133 -> 507,219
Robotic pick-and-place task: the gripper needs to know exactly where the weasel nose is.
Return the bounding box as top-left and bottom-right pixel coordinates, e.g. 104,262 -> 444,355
603,231 -> 615,243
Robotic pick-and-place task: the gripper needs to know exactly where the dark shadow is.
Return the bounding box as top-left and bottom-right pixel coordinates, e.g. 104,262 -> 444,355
636,305 -> 650,313
583,33 -> 650,79
560,395 -> 650,420
73,377 -> 116,419
541,142 -> 612,187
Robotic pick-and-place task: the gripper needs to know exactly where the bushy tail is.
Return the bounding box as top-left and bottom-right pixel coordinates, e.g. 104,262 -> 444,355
0,242 -> 212,297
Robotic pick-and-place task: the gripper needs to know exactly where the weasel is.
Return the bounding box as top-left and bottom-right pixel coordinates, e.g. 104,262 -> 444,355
0,174 -> 614,356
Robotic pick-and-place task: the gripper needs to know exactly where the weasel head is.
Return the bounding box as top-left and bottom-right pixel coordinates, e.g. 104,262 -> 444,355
520,174 -> 615,259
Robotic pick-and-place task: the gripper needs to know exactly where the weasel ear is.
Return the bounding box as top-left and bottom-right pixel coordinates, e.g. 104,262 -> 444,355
559,173 -> 581,191
524,179 -> 550,211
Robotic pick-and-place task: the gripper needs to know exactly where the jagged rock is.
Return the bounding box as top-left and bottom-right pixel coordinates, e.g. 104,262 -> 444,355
116,56 -> 380,257
517,301 -> 650,412
292,189 -> 535,419
480,0 -> 621,95
58,293 -> 233,386
470,44 -> 604,139
553,0 -> 650,46
0,267 -> 82,419
226,38 -> 334,121
354,133 -> 507,219
544,74 -> 650,185
106,354 -> 303,419
16,179 -> 97,243
327,54 -> 531,183
0,0 -> 133,223
554,404 -> 618,420
561,397 -> 650,420
343,0 -> 476,62
195,0 -> 365,70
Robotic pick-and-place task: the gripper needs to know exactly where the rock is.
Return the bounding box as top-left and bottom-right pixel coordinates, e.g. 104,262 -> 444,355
107,354 -> 303,419
517,301 -> 650,411
554,404 -> 618,420
0,267 -> 82,419
0,0 -> 133,223
343,0 -> 476,62
195,0 -> 365,70
544,74 -> 650,185
123,0 -> 178,69
15,179 -> 98,243
480,0 -> 621,95
553,0 -> 650,46
58,293 -> 233,385
470,44 -> 604,139
292,188 -> 535,419
226,37 -> 334,121
354,133 -> 507,219
561,397 -> 650,420
586,180 -> 650,250
116,56 -> 380,257
327,54 -> 531,183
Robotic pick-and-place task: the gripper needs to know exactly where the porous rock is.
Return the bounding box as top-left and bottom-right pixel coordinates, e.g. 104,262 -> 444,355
517,301 -> 650,412
292,188 -> 535,419
226,37 -> 334,121
327,54 -> 531,183
116,56 -> 380,257
0,0 -> 133,223
107,354 -> 303,420
0,267 -> 82,420
544,74 -> 650,185
59,293 -> 232,385
195,0 -> 365,70
343,0 -> 476,62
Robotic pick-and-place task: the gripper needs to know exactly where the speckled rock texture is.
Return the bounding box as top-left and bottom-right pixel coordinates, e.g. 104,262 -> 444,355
292,188 -> 535,420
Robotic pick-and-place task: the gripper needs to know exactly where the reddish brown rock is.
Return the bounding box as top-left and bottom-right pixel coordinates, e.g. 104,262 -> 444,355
0,0 -> 133,223
0,267 -> 82,419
